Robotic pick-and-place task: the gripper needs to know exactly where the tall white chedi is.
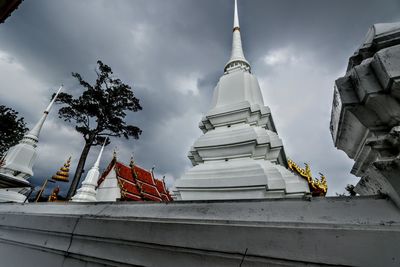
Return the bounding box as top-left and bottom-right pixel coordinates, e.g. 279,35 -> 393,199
174,0 -> 309,200
71,141 -> 106,202
0,86 -> 63,188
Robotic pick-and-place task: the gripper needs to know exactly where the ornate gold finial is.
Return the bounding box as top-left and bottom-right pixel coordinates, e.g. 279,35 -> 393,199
129,156 -> 135,168
287,159 -> 328,196
113,147 -> 118,160
52,157 -> 71,182
48,186 -> 60,202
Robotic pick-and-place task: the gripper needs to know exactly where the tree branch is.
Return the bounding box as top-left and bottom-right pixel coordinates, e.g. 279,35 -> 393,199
97,132 -> 120,137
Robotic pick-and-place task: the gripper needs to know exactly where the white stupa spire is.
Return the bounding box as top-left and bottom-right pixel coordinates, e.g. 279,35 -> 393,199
174,0 -> 310,200
225,0 -> 250,72
26,85 -> 63,142
0,85 -> 64,189
233,0 -> 239,28
71,140 -> 107,202
93,141 -> 105,169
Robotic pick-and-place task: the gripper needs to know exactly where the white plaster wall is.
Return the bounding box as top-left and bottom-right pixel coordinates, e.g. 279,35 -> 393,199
96,170 -> 121,202
0,197 -> 398,267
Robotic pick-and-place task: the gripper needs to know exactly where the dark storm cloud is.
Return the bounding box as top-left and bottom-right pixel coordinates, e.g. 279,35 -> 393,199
0,0 -> 399,195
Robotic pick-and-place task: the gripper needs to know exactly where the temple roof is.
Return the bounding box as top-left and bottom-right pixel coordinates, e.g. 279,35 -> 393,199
155,179 -> 172,202
0,0 -> 23,24
98,159 -> 173,202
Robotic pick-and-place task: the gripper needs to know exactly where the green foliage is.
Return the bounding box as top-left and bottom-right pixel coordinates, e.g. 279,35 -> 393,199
0,105 -> 28,156
55,60 -> 142,145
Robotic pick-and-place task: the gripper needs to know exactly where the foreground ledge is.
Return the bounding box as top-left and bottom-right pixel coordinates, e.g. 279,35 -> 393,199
0,196 -> 399,267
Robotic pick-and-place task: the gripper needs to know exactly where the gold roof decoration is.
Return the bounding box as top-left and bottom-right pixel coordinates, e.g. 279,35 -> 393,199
48,186 -> 60,202
287,159 -> 328,196
129,154 -> 135,168
112,147 -> 119,161
52,157 -> 71,182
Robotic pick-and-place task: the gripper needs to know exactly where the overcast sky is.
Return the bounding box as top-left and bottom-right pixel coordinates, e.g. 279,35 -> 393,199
1,0 -> 399,196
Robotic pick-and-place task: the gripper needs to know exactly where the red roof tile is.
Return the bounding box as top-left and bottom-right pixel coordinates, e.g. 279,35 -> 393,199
155,179 -> 173,201
115,162 -> 135,182
139,182 -> 162,200
155,180 -> 166,194
132,165 -> 155,186
141,192 -> 162,202
121,191 -> 143,201
98,160 -> 172,202
117,177 -> 141,196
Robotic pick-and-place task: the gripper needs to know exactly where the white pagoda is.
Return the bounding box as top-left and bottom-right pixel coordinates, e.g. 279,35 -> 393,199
71,142 -> 106,202
174,0 -> 309,200
0,86 -> 62,188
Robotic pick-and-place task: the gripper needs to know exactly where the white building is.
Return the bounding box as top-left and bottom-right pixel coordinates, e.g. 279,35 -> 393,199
174,0 -> 309,200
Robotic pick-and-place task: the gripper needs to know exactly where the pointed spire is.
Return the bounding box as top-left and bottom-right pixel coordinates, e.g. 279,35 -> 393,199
25,85 -> 63,141
93,140 -> 106,169
233,0 -> 239,29
224,0 -> 251,73
45,85 -> 63,114
71,140 -> 107,202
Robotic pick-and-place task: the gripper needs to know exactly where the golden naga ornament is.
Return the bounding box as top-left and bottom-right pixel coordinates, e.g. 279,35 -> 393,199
287,159 -> 328,196
52,157 -> 71,182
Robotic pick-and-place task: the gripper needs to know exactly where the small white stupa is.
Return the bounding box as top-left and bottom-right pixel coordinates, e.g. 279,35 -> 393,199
174,0 -> 309,200
0,86 -> 63,189
71,141 -> 106,202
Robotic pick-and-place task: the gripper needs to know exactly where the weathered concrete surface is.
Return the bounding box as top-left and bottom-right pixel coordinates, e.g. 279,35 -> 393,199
330,22 -> 400,206
0,196 -> 398,267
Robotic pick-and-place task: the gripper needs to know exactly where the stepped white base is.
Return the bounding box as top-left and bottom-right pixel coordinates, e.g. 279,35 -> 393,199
71,182 -> 97,202
0,172 -> 31,188
0,189 -> 27,203
175,158 -> 309,200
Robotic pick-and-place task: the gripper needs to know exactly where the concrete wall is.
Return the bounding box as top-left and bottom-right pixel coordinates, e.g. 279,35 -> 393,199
0,197 -> 399,267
